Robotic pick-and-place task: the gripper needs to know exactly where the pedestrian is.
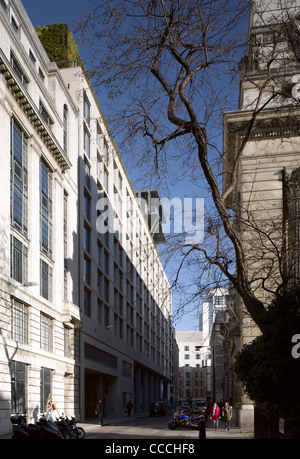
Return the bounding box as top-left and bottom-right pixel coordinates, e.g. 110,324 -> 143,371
126,400 -> 133,417
95,399 -> 104,426
210,403 -> 220,430
222,401 -> 233,430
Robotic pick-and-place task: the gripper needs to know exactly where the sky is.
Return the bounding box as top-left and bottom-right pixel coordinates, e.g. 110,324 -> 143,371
20,0 -> 216,331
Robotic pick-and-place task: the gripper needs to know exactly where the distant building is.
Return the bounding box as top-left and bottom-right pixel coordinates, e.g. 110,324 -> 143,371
175,330 -> 209,403
135,189 -> 167,244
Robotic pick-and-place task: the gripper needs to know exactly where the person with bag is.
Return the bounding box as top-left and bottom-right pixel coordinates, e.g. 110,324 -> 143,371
210,403 -> 220,430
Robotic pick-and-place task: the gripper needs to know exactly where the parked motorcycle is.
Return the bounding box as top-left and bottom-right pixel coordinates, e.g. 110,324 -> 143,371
62,415 -> 85,439
54,415 -> 75,439
168,409 -> 201,430
11,414 -> 64,439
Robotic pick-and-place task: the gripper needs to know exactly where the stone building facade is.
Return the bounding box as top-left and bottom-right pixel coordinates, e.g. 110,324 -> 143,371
0,0 -> 173,435
223,0 -> 300,430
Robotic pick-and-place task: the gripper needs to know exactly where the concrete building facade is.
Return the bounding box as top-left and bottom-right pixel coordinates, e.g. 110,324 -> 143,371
0,0 -> 173,435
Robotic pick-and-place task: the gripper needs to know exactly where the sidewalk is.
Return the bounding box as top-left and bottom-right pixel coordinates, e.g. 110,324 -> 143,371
0,413 -> 254,440
79,414 -> 254,439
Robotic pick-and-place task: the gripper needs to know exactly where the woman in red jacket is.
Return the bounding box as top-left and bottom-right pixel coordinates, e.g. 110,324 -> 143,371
210,403 -> 220,430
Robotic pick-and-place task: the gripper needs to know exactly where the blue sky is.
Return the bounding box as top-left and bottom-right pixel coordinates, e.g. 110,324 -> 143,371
20,0 -> 207,331
22,0 -> 91,29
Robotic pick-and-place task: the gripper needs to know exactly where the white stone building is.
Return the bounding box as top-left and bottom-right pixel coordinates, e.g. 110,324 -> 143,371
0,0 -> 173,435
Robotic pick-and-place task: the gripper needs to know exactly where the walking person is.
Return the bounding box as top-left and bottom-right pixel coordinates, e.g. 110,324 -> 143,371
210,403 -> 220,430
222,401 -> 233,430
95,399 -> 104,426
126,400 -> 133,417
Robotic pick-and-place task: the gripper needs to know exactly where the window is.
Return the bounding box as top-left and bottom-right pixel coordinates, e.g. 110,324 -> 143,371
84,193 -> 90,221
63,190 -> 68,300
122,361 -> 132,377
83,126 -> 90,158
10,118 -> 28,236
40,368 -> 52,413
39,101 -> 53,129
104,166 -> 109,191
11,16 -> 19,34
84,257 -> 91,285
11,299 -> 28,344
0,0 -> 8,11
40,314 -> 53,352
84,225 -> 91,253
29,50 -> 36,65
104,305 -> 109,327
40,160 -> 52,257
11,361 -> 26,414
103,138 -> 108,163
11,55 -> 28,88
97,301 -> 103,324
38,67 -> 45,83
40,259 -> 53,301
10,236 -> 28,284
63,104 -> 68,154
104,278 -> 109,303
84,289 -> 91,317
83,93 -> 90,126
64,326 -> 70,358
83,159 -> 90,189
104,250 -> 109,275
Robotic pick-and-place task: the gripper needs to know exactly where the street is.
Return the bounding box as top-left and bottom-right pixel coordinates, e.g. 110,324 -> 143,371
79,413 -> 254,440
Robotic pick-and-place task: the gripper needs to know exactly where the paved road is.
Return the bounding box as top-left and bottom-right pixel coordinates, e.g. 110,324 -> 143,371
80,413 -> 254,440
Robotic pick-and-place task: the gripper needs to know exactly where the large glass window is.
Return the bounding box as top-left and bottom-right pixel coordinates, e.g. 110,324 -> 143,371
10,235 -> 28,284
40,259 -> 53,301
10,119 -> 28,236
11,298 -> 28,344
83,92 -> 90,126
63,104 -> 68,154
40,368 -> 52,413
40,160 -> 52,257
40,314 -> 53,352
11,361 -> 27,414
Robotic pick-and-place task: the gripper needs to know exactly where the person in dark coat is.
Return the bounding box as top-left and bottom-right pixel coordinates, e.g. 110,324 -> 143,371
95,399 -> 104,426
126,400 -> 133,416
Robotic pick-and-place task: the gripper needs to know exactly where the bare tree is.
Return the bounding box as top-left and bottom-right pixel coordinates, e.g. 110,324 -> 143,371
74,0 -> 300,332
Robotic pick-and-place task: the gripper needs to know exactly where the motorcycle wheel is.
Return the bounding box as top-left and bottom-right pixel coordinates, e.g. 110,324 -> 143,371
75,427 -> 85,439
168,421 -> 176,430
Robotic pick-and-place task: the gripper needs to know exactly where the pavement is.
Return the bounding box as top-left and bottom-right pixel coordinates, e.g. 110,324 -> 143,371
0,412 -> 254,440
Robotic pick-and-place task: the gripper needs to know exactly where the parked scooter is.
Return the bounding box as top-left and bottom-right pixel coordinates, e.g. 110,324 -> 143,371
11,414 -> 64,439
168,409 -> 201,430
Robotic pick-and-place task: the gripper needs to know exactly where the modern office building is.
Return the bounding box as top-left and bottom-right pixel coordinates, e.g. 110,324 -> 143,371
0,0 -> 173,435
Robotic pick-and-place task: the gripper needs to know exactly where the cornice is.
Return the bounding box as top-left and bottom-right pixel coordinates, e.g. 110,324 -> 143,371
0,48 -> 71,171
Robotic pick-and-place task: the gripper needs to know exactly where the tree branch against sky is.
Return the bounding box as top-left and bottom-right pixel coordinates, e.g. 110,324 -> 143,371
74,0 -> 300,332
